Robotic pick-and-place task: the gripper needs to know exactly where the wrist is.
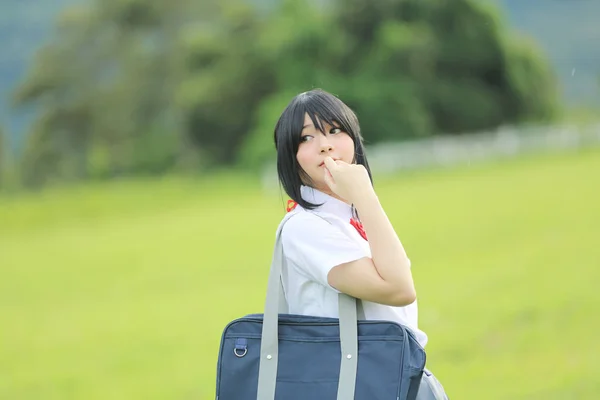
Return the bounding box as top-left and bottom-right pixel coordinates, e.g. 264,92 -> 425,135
351,188 -> 379,210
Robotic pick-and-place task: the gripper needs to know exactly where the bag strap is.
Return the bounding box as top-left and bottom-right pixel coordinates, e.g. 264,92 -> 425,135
257,212 -> 362,400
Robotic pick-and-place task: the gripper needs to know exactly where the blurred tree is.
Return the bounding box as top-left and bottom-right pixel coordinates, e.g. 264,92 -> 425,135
240,0 -> 560,169
11,0 -> 561,187
13,0 -> 217,186
328,0 -> 560,136
176,2 -> 277,166
13,7 -> 96,187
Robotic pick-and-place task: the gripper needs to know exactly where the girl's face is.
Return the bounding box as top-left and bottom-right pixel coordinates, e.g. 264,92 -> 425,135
296,112 -> 356,196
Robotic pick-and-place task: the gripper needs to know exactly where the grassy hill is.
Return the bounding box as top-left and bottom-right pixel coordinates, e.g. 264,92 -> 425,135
2,147 -> 599,399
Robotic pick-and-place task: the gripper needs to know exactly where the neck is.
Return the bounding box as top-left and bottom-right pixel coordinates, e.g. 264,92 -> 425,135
311,184 -> 351,205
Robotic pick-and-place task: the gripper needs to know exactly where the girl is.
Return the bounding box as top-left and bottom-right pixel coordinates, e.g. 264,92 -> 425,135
273,89 -> 448,399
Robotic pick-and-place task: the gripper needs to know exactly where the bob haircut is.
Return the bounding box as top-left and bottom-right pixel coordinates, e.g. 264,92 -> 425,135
273,89 -> 373,210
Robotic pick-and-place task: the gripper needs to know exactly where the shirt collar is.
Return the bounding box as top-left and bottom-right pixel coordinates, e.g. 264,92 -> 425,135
300,185 -> 353,220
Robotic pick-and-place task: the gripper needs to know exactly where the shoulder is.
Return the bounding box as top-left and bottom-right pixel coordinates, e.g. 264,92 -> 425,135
282,208 -> 329,231
279,209 -> 328,241
279,208 -> 353,250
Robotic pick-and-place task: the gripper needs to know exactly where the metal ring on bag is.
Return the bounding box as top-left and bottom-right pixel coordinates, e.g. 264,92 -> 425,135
233,348 -> 247,358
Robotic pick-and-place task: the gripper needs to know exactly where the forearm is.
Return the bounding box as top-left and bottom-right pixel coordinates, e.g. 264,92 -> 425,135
353,191 -> 415,299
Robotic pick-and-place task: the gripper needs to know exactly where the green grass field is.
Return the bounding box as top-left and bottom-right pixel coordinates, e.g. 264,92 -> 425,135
2,148 -> 599,399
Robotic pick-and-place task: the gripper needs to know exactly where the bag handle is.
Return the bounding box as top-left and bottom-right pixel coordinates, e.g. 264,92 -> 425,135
257,212 -> 362,400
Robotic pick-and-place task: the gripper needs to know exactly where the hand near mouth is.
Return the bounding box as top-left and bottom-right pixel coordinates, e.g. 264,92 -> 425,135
322,156 -> 373,204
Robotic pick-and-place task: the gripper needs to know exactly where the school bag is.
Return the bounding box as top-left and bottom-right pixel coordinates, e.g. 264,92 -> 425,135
215,212 -> 427,400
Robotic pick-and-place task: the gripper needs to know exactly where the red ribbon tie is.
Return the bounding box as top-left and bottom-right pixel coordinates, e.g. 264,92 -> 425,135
350,218 -> 368,241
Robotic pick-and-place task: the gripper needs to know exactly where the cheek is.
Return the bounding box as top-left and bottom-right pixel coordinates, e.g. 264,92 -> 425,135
296,147 -> 313,170
339,136 -> 356,158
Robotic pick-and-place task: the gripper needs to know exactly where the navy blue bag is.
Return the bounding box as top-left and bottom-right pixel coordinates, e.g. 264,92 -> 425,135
215,213 -> 426,400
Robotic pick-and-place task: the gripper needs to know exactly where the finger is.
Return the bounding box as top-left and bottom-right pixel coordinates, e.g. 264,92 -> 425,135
323,156 -> 338,171
323,165 -> 335,189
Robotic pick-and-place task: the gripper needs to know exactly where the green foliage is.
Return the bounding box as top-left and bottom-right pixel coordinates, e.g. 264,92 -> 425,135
176,2 -> 277,165
238,0 -> 561,168
11,0 -> 562,187
1,150 -> 599,399
502,36 -> 562,123
239,90 -> 300,170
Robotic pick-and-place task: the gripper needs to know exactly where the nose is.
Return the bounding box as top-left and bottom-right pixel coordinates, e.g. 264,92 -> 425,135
319,136 -> 333,153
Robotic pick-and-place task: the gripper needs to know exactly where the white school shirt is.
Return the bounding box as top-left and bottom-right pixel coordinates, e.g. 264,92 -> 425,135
279,185 -> 428,348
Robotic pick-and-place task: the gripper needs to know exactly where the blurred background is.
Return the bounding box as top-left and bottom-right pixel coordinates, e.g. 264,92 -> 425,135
1,0 -> 599,399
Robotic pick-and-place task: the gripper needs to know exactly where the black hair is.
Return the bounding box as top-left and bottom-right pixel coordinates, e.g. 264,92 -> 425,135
273,89 -> 373,210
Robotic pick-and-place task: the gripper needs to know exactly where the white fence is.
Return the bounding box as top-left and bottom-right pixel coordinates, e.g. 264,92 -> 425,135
261,122 -> 600,190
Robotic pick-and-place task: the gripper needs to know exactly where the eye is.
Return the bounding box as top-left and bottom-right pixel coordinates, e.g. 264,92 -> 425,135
300,135 -> 313,142
330,128 -> 343,134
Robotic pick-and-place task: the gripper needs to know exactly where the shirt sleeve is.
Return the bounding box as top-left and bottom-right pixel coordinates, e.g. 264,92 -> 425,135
281,213 -> 368,291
